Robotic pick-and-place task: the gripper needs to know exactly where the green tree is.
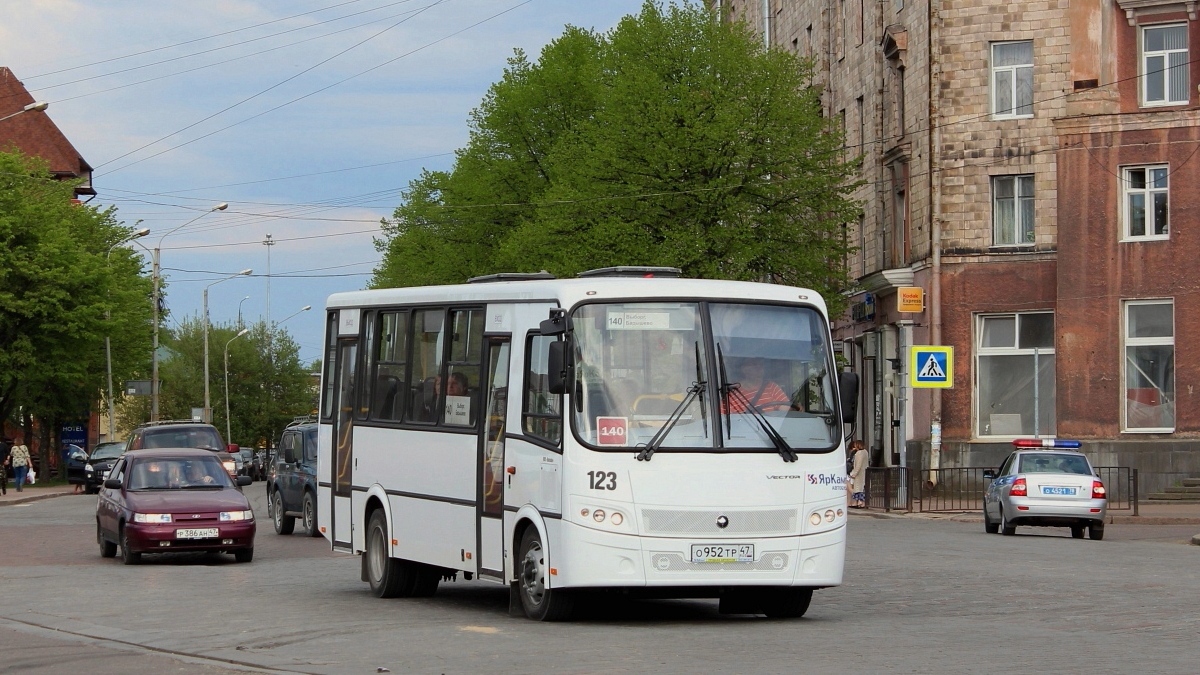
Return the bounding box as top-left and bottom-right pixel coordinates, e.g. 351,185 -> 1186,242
0,150 -> 152,472
119,317 -> 314,450
373,1 -> 860,310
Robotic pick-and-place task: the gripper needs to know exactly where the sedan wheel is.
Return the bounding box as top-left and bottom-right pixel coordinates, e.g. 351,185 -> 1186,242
1071,525 -> 1085,539
98,522 -> 117,558
120,527 -> 141,565
1088,522 -> 1105,541
983,506 -> 999,534
1000,507 -> 1016,536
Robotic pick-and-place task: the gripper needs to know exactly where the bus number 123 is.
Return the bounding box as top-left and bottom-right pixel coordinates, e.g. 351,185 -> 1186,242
587,471 -> 617,490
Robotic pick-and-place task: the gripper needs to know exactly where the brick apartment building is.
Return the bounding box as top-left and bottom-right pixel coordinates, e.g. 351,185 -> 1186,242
713,1 -> 1200,488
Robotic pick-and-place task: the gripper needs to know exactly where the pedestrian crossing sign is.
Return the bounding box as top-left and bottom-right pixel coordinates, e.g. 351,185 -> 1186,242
910,346 -> 954,388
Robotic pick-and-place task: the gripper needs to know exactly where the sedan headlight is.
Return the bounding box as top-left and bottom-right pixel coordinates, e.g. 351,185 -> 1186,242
222,461 -> 236,474
219,510 -> 254,522
85,465 -> 94,473
133,513 -> 172,523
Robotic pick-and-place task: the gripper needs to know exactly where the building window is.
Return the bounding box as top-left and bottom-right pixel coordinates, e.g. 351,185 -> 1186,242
976,312 -> 1056,438
1142,24 -> 1189,106
992,41 -> 1033,118
992,174 -> 1035,246
1122,165 -> 1169,240
1124,300 -> 1174,431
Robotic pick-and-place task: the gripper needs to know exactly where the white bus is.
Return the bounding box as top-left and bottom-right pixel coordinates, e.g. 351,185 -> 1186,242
317,267 -> 858,621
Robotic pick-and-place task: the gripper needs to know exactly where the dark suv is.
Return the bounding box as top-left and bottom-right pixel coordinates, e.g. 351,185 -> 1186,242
265,420 -> 320,537
125,421 -> 239,477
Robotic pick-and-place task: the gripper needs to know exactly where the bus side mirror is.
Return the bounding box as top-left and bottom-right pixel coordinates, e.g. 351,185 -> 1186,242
547,341 -> 568,395
540,309 -> 567,336
838,371 -> 859,424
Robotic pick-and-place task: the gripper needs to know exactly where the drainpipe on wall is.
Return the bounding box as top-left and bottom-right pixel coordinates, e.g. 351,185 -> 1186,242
928,0 -> 943,486
762,0 -> 770,48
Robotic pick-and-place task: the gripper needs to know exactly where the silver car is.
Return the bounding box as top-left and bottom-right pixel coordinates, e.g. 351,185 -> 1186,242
983,450 -> 1107,540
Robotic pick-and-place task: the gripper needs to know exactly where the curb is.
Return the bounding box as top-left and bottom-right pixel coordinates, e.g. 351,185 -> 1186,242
0,491 -> 76,507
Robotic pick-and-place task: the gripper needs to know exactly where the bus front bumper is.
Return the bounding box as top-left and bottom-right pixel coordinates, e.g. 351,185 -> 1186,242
550,520 -> 845,590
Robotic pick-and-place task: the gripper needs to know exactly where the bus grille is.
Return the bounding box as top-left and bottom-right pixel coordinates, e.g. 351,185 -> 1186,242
641,509 -> 797,536
650,551 -> 790,572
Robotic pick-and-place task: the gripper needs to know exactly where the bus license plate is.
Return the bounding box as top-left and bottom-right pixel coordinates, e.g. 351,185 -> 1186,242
691,544 -> 754,564
175,528 -> 219,539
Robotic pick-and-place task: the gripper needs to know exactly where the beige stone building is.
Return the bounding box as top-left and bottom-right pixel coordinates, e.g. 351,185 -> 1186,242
712,1 -> 1200,490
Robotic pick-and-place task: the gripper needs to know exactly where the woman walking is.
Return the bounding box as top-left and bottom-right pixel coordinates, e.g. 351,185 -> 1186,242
847,440 -> 868,509
9,437 -> 31,493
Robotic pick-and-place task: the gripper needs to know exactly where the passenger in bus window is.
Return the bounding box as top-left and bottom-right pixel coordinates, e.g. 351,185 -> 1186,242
725,357 -> 790,413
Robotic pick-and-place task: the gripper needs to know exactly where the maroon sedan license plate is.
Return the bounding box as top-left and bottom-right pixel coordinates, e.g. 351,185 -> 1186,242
175,528 -> 219,539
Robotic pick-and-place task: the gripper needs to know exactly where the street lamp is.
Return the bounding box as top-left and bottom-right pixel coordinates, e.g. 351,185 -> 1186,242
104,227 -> 151,441
203,268 -> 253,424
0,100 -> 49,123
238,295 -> 251,328
224,328 -> 251,446
151,202 -> 228,421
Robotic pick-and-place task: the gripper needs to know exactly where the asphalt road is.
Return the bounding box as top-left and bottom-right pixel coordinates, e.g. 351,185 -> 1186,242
1,487 -> 1197,674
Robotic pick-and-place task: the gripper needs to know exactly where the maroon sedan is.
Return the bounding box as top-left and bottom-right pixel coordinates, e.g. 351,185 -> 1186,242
96,448 -> 256,564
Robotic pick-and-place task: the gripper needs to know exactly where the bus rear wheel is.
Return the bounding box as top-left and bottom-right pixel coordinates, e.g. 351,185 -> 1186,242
366,510 -> 416,598
517,528 -> 573,621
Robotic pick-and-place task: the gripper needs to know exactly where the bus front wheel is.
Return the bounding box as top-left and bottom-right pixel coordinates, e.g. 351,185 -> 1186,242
761,587 -> 814,618
517,527 -> 573,621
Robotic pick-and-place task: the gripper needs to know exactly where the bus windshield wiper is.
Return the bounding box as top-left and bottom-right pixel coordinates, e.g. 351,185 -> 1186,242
717,344 -> 733,439
694,341 -> 708,440
726,385 -> 799,463
636,380 -> 706,462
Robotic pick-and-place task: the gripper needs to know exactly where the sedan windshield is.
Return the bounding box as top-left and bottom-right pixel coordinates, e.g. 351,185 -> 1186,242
128,457 -> 236,490
143,428 -> 223,450
91,444 -> 124,461
571,301 -> 836,452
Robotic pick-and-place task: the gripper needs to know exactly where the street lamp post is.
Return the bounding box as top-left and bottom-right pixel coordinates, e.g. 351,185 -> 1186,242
203,269 -> 253,424
152,203 -> 228,421
105,227 -> 151,441
238,295 -> 251,328
224,328 -> 250,446
0,100 -> 49,123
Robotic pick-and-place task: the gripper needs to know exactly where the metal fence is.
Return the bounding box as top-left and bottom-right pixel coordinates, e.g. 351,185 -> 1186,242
864,465 -> 1139,514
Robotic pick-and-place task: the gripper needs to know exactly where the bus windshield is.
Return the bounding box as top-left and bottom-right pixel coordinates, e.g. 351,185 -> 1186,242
571,302 -> 837,453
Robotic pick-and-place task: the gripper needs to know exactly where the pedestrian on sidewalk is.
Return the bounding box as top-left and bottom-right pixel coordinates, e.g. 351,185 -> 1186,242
848,440 -> 868,509
0,437 -> 11,495
9,437 -> 31,493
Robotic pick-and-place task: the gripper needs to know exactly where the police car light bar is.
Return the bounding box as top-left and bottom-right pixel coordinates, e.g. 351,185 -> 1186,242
1012,438 -> 1082,449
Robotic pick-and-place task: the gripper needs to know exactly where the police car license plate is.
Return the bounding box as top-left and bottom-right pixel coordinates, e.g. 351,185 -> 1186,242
175,528 -> 219,539
1041,486 -> 1077,496
690,544 -> 754,563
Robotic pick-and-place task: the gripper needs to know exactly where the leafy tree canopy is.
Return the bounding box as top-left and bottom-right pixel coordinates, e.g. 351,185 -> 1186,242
0,150 -> 153,426
373,0 -> 860,311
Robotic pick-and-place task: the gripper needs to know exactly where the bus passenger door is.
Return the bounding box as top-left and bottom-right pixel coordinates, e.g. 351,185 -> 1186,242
478,337 -> 510,578
332,339 -> 358,550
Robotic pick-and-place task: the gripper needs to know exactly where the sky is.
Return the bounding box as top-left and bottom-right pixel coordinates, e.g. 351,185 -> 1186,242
1,0 -> 647,365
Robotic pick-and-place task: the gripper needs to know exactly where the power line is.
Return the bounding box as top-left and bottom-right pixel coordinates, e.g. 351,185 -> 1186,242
96,0 -> 531,177
22,0 -> 376,80
47,2 -> 435,106
94,0 -> 446,170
